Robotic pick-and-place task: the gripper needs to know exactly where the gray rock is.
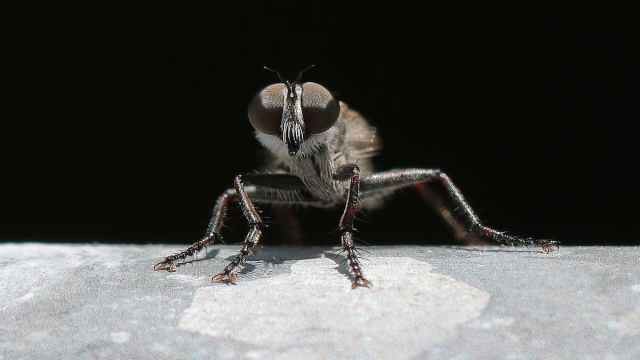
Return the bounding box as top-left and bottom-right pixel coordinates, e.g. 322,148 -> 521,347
1,244 -> 638,359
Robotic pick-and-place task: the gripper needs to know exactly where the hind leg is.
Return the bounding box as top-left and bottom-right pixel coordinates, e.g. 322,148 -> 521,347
360,169 -> 558,253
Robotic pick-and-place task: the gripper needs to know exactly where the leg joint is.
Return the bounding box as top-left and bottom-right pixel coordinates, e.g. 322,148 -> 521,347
221,188 -> 237,199
333,164 -> 361,181
422,168 -> 444,182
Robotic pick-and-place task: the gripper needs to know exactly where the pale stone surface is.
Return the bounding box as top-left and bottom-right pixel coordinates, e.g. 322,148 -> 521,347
1,243 -> 639,359
180,256 -> 489,359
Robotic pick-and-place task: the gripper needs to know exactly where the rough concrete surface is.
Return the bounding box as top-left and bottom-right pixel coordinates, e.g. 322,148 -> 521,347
1,243 -> 638,359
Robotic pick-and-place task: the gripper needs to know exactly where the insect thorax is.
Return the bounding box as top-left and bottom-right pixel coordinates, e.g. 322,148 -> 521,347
256,126 -> 347,203
255,102 -> 380,204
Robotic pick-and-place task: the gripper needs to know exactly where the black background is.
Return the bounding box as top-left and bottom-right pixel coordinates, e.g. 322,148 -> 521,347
4,4 -> 639,246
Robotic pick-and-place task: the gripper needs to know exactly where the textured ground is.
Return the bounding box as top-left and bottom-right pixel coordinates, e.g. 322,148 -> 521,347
1,243 -> 639,359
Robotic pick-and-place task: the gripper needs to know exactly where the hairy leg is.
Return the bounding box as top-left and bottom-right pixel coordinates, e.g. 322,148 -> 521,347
211,175 -> 265,284
153,188 -> 237,272
154,174 -> 317,272
360,169 -> 558,253
338,164 -> 370,288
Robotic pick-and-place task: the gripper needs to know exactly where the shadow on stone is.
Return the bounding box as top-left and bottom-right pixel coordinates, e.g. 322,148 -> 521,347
446,246 -> 539,253
323,251 -> 354,283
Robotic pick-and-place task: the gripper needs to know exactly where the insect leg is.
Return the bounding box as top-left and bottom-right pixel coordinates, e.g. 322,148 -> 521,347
360,169 -> 558,252
210,174 -> 319,284
153,188 -> 238,272
154,174 -> 315,273
210,175 -> 265,284
338,164 -> 370,288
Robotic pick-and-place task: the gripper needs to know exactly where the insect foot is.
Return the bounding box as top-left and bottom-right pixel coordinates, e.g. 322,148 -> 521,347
211,271 -> 238,285
153,259 -> 177,272
539,239 -> 560,254
352,276 -> 371,289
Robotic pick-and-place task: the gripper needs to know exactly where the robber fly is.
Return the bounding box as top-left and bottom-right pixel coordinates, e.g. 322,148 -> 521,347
154,65 -> 558,288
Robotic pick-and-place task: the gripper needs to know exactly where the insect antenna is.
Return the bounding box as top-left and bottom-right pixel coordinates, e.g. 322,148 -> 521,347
263,66 -> 288,84
295,64 -> 316,82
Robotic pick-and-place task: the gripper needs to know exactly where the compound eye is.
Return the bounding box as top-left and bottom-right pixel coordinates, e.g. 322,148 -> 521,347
302,82 -> 339,135
248,83 -> 285,135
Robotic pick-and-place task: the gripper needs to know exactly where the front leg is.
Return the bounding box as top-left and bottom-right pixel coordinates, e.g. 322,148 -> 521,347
338,164 -> 370,288
211,175 -> 265,284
